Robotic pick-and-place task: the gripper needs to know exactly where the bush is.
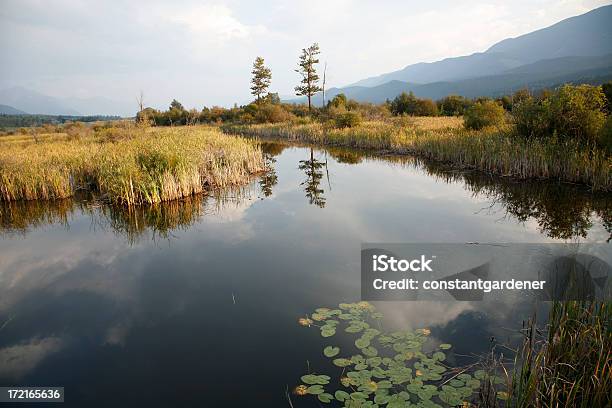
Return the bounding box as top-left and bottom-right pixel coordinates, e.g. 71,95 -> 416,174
437,95 -> 472,116
390,92 -> 438,116
334,111 -> 362,128
464,100 -> 506,130
255,103 -> 295,123
512,96 -> 551,138
548,84 -> 606,143
599,116 -> 612,154
513,84 -> 606,142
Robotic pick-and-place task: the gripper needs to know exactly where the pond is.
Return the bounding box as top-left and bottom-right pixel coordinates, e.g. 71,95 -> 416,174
0,143 -> 610,406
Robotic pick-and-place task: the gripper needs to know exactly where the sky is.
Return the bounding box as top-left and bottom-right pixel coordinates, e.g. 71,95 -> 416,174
0,0 -> 610,111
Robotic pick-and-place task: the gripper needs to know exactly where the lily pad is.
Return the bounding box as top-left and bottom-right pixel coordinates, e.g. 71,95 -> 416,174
324,346 -> 340,357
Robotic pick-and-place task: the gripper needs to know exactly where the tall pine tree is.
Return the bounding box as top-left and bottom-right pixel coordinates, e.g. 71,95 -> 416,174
295,43 -> 322,111
250,57 -> 272,102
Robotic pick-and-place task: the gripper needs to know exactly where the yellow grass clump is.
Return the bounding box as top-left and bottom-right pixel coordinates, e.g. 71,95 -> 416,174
0,125 -> 265,205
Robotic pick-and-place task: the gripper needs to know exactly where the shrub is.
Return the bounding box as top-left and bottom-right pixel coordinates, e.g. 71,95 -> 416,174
513,96 -> 551,138
548,84 -> 606,143
64,122 -> 93,140
599,116 -> 612,154
464,100 -> 506,130
334,111 -> 362,128
437,95 -> 472,116
255,103 -> 295,123
390,92 -> 438,116
602,82 -> 612,113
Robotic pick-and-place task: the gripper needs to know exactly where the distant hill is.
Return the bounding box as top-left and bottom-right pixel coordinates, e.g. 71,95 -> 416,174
0,87 -> 81,115
292,55 -> 612,105
0,87 -> 134,117
348,5 -> 612,88
0,104 -> 27,115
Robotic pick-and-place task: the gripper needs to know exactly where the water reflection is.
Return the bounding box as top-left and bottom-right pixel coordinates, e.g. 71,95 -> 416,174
299,148 -> 327,208
1,142 -> 610,242
0,143 -> 609,406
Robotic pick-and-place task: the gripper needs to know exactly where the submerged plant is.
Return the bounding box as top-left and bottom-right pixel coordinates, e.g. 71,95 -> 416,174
295,302 -> 506,407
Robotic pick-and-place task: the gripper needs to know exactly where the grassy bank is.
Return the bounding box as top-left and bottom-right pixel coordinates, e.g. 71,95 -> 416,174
223,119 -> 612,191
0,125 -> 264,205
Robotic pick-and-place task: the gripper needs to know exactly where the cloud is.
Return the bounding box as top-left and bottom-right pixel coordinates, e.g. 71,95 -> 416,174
0,337 -> 63,380
0,0 -> 609,110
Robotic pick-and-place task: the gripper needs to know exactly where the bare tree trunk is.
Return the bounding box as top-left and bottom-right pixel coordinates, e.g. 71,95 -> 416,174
322,62 -> 327,107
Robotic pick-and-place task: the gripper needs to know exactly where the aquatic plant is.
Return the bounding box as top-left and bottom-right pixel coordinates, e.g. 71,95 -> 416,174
510,301 -> 611,408
0,126 -> 265,205
295,302 -> 506,407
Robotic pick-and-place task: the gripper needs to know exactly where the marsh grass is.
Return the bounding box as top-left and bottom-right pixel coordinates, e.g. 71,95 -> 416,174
223,120 -> 612,191
0,126 -> 265,205
511,301 -> 611,408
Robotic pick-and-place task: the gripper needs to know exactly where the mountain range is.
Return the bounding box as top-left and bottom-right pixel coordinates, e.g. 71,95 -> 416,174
291,5 -> 612,105
0,87 -> 135,117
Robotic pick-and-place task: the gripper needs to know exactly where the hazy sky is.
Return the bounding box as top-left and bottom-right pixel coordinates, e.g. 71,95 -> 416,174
1,0 -> 610,109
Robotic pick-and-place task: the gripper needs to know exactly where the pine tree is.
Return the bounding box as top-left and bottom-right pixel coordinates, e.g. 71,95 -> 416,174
295,43 -> 322,111
250,57 -> 272,102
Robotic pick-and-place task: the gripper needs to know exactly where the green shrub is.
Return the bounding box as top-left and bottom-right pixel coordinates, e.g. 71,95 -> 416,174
390,92 -> 438,116
549,84 -> 606,143
334,111 -> 362,128
512,96 -> 551,138
464,100 -> 506,130
437,95 -> 472,116
599,116 -> 612,154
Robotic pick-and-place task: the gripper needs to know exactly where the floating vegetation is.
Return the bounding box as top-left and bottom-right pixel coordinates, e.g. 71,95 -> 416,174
295,302 -> 506,407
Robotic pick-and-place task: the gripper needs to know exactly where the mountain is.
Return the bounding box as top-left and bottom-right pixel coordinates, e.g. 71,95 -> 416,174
0,104 -> 27,114
349,5 -> 612,87
295,55 -> 612,105
0,87 -> 81,115
0,87 -> 134,116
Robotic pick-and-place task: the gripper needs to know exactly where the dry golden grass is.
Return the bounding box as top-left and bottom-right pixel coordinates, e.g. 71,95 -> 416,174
0,125 -> 264,205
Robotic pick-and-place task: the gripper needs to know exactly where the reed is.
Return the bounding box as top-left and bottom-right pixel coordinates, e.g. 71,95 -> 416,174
0,125 -> 265,205
223,120 -> 612,191
511,301 -> 611,408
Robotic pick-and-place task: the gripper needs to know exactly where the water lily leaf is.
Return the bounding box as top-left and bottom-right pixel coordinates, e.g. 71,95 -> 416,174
334,390 -> 350,402
324,346 -> 340,357
306,385 -> 324,395
333,358 -> 352,367
349,392 -> 367,400
317,392 -> 333,403
474,370 -> 486,380
346,325 -> 364,333
362,346 -> 378,357
457,373 -> 472,382
374,394 -> 390,404
354,363 -> 368,370
432,351 -> 446,361
321,327 -> 336,337
355,337 -> 370,349
438,343 -> 452,350
449,379 -> 464,387
300,374 -> 318,384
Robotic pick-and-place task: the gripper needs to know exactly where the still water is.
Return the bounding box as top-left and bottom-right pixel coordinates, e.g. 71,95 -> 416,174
0,143 -> 610,406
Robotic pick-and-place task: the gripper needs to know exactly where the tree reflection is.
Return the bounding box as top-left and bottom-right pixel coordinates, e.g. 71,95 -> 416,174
299,148 -> 326,208
1,146 -> 609,242
259,154 -> 278,198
